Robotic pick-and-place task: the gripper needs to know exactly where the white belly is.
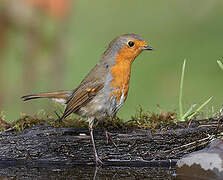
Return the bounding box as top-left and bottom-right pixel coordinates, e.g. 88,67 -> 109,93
77,72 -> 126,120
78,88 -> 125,120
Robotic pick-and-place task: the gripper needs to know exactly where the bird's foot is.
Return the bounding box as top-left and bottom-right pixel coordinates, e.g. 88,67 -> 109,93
95,155 -> 103,166
104,130 -> 117,148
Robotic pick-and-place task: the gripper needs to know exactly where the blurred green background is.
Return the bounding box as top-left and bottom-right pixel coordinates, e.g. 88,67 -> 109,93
0,0 -> 222,122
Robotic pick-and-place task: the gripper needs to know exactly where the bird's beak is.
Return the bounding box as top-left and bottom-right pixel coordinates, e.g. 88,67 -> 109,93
140,45 -> 153,50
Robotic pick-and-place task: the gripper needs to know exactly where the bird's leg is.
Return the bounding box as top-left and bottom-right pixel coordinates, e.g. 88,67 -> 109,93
89,118 -> 103,166
93,166 -> 101,180
104,130 -> 117,148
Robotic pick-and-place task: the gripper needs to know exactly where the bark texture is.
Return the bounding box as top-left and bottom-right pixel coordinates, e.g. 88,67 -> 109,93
0,119 -> 221,167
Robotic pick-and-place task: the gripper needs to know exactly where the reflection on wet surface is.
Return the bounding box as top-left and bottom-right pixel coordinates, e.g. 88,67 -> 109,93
1,165 -> 222,179
0,166 -> 176,180
176,164 -> 223,180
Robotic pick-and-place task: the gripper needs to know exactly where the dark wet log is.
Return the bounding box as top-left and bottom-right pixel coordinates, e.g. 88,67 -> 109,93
0,120 -> 221,167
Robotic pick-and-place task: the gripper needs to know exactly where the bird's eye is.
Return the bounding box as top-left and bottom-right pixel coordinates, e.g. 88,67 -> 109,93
128,41 -> 135,47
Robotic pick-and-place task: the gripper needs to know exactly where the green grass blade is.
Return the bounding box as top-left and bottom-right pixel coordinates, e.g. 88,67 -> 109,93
179,59 -> 186,121
187,96 -> 213,120
181,104 -> 197,120
217,60 -> 223,71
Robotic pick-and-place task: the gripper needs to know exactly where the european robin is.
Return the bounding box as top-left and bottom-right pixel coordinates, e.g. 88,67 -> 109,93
22,33 -> 153,165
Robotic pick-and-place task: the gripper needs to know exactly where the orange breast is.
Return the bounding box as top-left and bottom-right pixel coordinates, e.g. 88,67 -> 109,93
110,62 -> 130,101
110,46 -> 136,101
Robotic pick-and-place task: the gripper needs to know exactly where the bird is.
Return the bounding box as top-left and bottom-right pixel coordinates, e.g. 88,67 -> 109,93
21,33 -> 153,165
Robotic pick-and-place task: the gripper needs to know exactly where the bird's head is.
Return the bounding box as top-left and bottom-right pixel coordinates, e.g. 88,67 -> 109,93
103,34 -> 152,65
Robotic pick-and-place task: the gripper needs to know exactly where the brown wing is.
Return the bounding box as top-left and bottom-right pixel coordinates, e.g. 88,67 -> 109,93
59,83 -> 104,120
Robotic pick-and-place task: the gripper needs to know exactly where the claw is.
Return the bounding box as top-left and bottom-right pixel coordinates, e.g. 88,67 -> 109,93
105,130 -> 117,148
95,155 -> 103,166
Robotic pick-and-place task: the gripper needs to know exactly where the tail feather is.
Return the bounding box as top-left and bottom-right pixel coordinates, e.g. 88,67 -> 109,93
21,94 -> 45,101
21,90 -> 72,102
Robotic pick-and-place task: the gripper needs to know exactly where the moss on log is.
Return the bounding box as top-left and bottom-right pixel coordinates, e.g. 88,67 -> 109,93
0,116 -> 222,167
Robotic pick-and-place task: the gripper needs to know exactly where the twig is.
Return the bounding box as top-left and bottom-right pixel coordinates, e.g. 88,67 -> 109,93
164,134 -> 215,153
